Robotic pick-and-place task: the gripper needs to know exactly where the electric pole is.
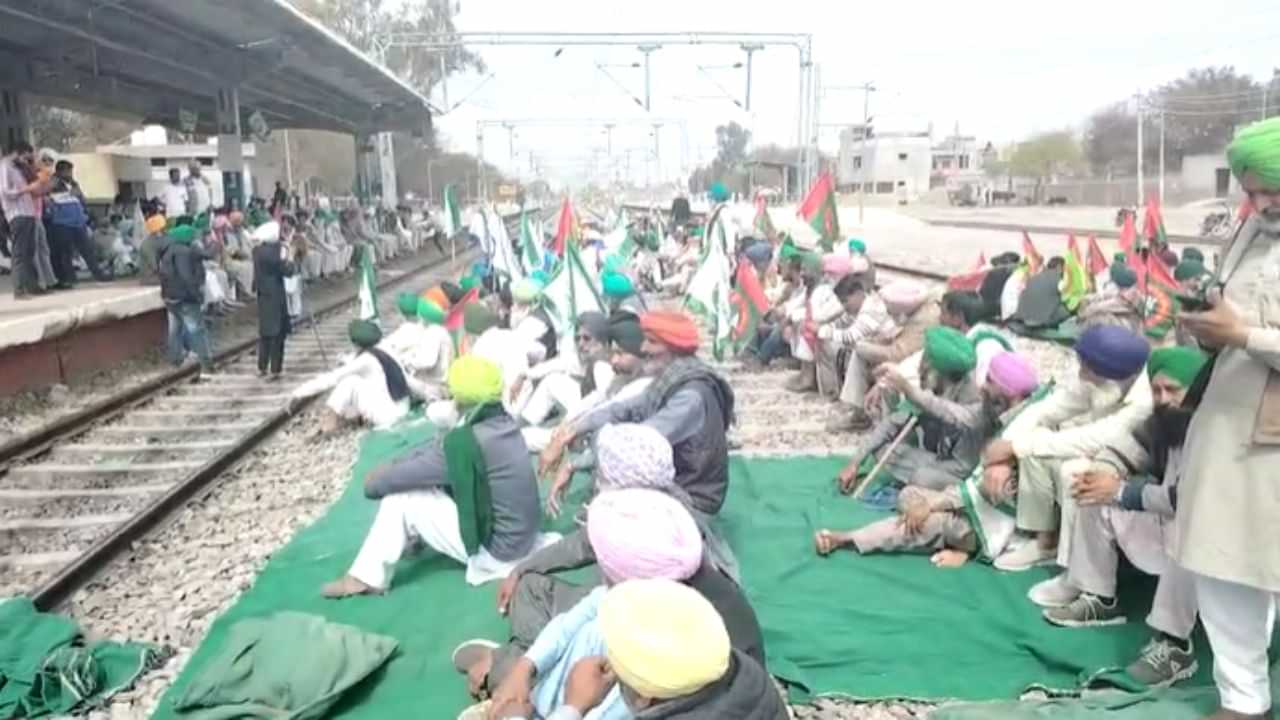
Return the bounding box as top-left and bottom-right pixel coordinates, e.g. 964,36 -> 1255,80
1135,94 -> 1144,207
1158,109 -> 1166,206
652,122 -> 663,187
503,122 -> 516,164
638,44 -> 661,111
741,43 -> 764,111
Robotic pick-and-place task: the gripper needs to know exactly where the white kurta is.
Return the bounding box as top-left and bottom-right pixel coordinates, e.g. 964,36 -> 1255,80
292,353 -> 430,428
1176,218 -> 1280,591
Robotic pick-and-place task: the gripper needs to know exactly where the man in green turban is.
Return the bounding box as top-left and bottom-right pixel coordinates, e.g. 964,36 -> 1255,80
831,325 -> 986,495
158,218 -> 214,371
322,354 -> 554,599
291,318 -> 434,436
377,290 -> 456,387
1027,346 -> 1205,690
1177,116 -> 1280,720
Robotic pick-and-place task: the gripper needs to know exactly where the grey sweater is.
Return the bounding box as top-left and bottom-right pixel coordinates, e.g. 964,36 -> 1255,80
364,414 -> 542,561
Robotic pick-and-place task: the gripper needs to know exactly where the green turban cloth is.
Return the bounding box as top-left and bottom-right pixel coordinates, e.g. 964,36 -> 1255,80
447,355 -> 503,406
397,292 -> 419,318
1110,263 -> 1138,289
348,319 -> 382,349
602,272 -> 635,299
460,275 -> 481,292
1182,247 -> 1204,264
923,326 -> 977,376
1147,346 -> 1208,388
168,224 -> 197,245
779,239 -> 799,263
511,278 -> 543,305
709,182 -> 731,203
1227,117 -> 1280,188
603,254 -> 625,274
417,298 -> 445,325
530,270 -> 551,285
690,226 -> 705,238
1174,260 -> 1207,282
848,238 -> 867,255
1113,252 -> 1128,264
798,251 -> 822,273
463,302 -> 499,335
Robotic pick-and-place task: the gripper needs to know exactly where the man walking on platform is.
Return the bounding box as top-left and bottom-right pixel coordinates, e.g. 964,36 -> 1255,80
158,224 -> 213,370
251,221 -> 296,380
1,141 -> 44,299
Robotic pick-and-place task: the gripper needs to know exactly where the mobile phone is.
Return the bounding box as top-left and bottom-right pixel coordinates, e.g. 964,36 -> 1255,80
1176,293 -> 1212,312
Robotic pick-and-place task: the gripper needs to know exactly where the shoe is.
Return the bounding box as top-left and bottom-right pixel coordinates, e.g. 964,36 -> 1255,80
826,409 -> 874,433
1028,574 -> 1080,608
451,639 -> 499,674
994,540 -> 1057,572
457,697 -> 492,720
1126,635 -> 1197,688
1202,709 -> 1272,720
1042,593 -> 1125,628
320,574 -> 382,598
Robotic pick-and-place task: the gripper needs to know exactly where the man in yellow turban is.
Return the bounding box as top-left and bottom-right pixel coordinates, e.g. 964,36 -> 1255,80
322,355 -> 556,599
599,579 -> 786,719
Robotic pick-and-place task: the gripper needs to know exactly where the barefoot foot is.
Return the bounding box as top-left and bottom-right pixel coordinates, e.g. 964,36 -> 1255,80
930,549 -> 970,568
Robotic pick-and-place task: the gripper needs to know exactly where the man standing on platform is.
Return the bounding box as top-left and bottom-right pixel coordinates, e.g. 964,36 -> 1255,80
251,221 -> 296,380
1,141 -> 43,299
1176,117 -> 1280,720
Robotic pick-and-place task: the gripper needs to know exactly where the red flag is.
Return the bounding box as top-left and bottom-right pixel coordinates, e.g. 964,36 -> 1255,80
1021,231 -> 1044,275
1119,213 -> 1137,253
972,252 -> 987,271
947,270 -> 987,292
1067,234 -> 1083,264
444,287 -> 479,333
730,261 -> 771,351
1145,247 -> 1178,290
1086,235 -> 1108,276
551,198 -> 576,257
797,172 -> 840,251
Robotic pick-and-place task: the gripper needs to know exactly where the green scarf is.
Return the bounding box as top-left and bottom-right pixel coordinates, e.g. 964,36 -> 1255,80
443,402 -> 505,555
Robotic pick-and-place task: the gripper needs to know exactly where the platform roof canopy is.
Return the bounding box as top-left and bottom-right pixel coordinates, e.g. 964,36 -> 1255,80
0,0 -> 432,137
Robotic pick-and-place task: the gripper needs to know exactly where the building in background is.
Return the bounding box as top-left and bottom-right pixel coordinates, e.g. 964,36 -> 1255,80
66,126 -> 258,208
1180,147 -> 1234,198
837,129 -> 933,200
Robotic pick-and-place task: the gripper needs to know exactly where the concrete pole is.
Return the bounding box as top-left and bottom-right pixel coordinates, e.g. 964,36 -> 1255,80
215,86 -> 246,210
1158,110 -> 1165,207
742,43 -> 763,112
638,45 -> 660,112
1136,98 -> 1144,207
0,88 -> 31,149
282,128 -> 293,189
652,123 -> 663,187
796,49 -> 806,201
476,124 -> 486,200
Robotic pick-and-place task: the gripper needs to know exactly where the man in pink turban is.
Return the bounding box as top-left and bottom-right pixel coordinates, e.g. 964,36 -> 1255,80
816,350 -> 1042,569
455,488 -> 767,719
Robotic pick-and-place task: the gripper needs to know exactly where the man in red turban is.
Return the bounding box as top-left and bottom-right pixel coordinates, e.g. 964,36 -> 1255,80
639,310 -> 701,355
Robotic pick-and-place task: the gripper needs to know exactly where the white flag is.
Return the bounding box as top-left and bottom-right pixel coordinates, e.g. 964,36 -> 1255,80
682,222 -> 735,360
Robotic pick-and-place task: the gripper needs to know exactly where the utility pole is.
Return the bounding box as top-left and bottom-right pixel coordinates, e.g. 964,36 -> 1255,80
282,129 -> 293,189
476,124 -> 486,201
638,44 -> 661,112
858,82 -> 876,225
741,43 -> 764,111
1158,109 -> 1166,206
1135,95 -> 1144,207
603,123 -> 614,156
503,122 -> 516,164
652,122 -> 663,187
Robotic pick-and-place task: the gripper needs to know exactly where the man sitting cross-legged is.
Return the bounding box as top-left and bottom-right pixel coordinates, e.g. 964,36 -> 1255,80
832,326 -> 984,494
514,578 -> 787,720
452,423 -> 750,706
815,351 -> 1041,567
988,324 -> 1153,572
454,488 -> 766,720
1029,347 -> 1207,689
321,355 -> 557,597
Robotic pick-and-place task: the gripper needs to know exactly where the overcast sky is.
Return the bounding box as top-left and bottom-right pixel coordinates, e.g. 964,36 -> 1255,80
427,0 -> 1280,185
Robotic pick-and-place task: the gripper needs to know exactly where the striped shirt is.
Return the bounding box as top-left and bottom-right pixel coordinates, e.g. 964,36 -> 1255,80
0,156 -> 36,219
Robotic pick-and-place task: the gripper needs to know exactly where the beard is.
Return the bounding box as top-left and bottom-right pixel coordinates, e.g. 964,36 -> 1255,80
1153,405 -> 1192,447
983,393 -> 1012,419
1257,208 -> 1280,239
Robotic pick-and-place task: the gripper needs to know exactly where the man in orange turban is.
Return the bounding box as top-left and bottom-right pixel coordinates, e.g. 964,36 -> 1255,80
540,309 -> 738,559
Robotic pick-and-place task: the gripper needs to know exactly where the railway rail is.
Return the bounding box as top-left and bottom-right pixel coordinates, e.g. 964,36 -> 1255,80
0,238 -> 487,610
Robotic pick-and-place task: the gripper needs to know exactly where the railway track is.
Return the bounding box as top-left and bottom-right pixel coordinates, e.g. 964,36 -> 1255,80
0,242 -> 477,610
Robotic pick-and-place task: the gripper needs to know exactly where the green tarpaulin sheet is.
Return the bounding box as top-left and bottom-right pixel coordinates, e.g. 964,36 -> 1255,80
0,598 -> 164,719
154,428 -> 1218,719
1007,316 -> 1082,346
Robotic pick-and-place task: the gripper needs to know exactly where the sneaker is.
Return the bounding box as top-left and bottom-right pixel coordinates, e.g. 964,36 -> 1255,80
1043,593 -> 1126,628
1126,636 -> 1198,688
994,540 -> 1057,572
1028,574 -> 1081,608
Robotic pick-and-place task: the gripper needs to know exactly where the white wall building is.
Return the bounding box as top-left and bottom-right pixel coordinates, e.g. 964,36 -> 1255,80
1181,149 -> 1234,198
67,132 -> 258,206
837,129 -> 933,199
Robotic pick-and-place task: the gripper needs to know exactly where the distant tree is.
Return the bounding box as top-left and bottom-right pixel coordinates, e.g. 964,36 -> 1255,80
714,122 -> 751,168
1150,66 -> 1262,158
28,105 -> 81,153
1010,130 -> 1083,200
294,0 -> 484,96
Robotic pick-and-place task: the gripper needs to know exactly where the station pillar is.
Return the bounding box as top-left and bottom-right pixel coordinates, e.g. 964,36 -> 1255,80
1,88 -> 31,150
354,131 -> 376,204
216,87 -> 246,210
375,131 -> 397,209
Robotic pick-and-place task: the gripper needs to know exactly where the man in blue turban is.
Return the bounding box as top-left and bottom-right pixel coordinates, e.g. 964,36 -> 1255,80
984,325 -> 1153,573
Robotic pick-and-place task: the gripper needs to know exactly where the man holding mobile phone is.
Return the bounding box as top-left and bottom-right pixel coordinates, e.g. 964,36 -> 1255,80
1175,117 -> 1280,720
